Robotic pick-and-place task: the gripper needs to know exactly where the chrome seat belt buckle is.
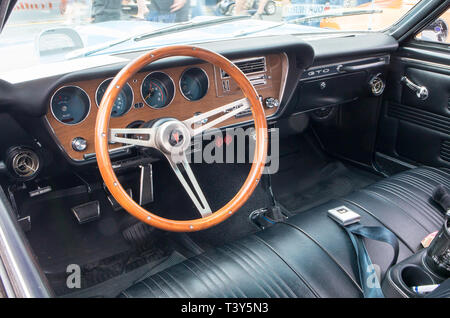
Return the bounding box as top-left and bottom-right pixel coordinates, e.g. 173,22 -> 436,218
328,206 -> 361,226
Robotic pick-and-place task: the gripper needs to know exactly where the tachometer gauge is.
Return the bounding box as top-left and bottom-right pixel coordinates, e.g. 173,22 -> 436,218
141,72 -> 175,109
180,67 -> 209,101
51,86 -> 90,125
96,79 -> 133,117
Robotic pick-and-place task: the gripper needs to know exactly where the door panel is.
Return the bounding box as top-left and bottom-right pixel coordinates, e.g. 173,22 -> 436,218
401,67 -> 450,115
376,47 -> 450,171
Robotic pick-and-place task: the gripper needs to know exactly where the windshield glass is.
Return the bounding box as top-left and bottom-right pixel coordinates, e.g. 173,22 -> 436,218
1,0 -> 422,72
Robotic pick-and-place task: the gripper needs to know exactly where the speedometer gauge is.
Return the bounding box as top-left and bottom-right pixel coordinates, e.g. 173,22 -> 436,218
180,67 -> 209,101
96,79 -> 133,117
141,72 -> 175,109
51,86 -> 90,125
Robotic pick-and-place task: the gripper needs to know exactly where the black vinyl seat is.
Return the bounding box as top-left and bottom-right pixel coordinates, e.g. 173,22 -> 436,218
119,167 -> 448,298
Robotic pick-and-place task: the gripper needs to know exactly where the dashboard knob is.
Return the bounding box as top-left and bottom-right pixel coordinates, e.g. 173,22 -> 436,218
265,97 -> 280,109
72,137 -> 87,152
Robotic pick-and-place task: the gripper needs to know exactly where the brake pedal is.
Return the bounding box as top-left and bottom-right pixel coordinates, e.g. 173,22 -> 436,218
71,201 -> 100,224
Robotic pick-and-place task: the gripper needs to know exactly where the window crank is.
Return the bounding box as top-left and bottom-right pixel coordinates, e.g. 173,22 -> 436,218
400,76 -> 429,100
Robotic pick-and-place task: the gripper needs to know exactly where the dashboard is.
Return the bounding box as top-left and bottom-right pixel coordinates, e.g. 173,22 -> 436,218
0,33 -> 400,182
45,53 -> 288,161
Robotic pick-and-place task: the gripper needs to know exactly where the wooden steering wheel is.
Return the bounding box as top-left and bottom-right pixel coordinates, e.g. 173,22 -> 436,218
95,45 -> 268,232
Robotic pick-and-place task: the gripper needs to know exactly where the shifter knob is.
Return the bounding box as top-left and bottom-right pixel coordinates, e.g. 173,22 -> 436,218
426,186 -> 450,277
433,185 -> 450,213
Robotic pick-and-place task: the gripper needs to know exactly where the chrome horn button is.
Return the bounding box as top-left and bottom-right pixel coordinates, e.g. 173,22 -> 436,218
154,119 -> 191,156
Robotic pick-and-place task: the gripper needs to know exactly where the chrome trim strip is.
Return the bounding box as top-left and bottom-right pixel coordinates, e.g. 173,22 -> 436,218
44,117 -> 134,162
397,57 -> 450,71
301,55 -> 390,82
0,254 -> 15,297
0,188 -> 52,297
221,56 -> 267,79
279,52 -> 289,103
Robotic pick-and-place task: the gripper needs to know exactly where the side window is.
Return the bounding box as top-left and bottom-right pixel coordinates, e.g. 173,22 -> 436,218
415,9 -> 449,44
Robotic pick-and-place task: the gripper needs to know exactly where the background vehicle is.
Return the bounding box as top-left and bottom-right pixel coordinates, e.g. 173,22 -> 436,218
284,0 -> 369,22
215,0 -> 277,16
321,0 -> 450,42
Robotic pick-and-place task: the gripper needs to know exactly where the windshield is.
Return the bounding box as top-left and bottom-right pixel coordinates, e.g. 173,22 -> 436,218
1,0 -> 422,72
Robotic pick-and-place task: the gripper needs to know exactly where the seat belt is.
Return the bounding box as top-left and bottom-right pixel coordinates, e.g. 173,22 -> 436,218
328,206 -> 399,298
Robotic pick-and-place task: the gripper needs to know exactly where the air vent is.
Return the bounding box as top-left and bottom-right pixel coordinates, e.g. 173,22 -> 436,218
9,148 -> 40,179
221,57 -> 266,78
441,140 -> 450,162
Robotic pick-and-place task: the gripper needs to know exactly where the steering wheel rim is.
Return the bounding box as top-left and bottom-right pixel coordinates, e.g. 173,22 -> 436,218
95,45 -> 268,232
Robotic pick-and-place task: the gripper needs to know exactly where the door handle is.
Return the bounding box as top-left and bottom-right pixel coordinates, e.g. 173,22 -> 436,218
401,76 -> 429,100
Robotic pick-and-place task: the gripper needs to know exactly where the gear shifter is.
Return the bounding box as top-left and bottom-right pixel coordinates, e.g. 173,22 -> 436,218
425,185 -> 450,277
432,185 -> 450,213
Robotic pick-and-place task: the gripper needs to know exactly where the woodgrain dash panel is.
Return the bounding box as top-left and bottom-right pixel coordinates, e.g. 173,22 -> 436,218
46,54 -> 286,160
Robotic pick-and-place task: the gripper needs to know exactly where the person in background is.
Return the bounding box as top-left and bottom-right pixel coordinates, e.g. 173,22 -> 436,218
144,0 -> 190,23
91,0 -> 122,22
136,0 -> 149,19
252,0 -> 268,19
234,0 -> 253,16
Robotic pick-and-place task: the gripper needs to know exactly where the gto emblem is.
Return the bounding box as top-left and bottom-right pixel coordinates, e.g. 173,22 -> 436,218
308,68 -> 330,77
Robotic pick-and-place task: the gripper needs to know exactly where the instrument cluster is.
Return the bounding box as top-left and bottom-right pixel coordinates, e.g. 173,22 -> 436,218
50,67 -> 210,125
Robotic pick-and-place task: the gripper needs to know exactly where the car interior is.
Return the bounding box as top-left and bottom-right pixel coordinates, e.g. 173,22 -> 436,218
0,0 -> 449,299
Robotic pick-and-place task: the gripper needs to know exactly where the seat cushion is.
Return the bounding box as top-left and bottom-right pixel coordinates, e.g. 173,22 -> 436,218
119,167 -> 448,298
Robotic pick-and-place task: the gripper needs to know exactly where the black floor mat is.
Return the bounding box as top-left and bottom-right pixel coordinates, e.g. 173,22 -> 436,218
271,134 -> 381,214
23,190 -> 132,274
20,182 -> 177,296
273,160 -> 380,213
61,250 -> 187,298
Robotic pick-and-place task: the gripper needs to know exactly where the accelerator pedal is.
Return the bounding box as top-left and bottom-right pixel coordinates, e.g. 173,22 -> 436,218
122,221 -> 155,246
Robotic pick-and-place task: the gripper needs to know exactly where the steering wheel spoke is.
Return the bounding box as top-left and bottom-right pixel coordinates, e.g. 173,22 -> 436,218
166,153 -> 212,218
109,128 -> 156,147
183,98 -> 250,137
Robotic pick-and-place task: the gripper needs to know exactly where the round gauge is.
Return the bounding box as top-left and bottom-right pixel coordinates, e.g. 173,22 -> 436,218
141,72 -> 175,109
51,86 -> 90,125
96,79 -> 133,117
179,67 -> 209,101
